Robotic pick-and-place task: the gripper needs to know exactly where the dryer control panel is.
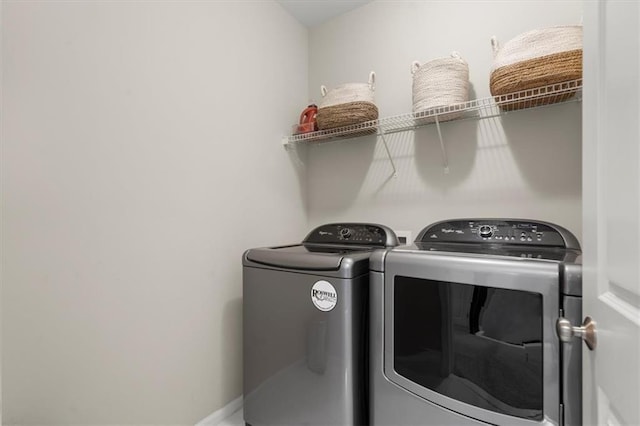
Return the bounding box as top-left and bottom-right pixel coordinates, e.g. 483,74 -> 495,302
304,223 -> 398,247
415,219 -> 580,249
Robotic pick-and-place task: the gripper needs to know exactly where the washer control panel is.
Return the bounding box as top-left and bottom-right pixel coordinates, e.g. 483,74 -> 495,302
304,223 -> 398,247
416,219 -> 579,249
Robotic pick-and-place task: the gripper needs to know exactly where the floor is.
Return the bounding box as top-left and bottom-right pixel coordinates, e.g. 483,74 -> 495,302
217,407 -> 243,426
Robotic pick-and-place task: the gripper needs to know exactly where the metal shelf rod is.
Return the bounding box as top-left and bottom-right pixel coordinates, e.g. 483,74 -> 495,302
434,115 -> 449,174
377,131 -> 397,178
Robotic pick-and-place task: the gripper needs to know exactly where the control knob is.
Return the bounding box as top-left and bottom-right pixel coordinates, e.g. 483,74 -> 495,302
479,225 -> 493,238
340,228 -> 352,239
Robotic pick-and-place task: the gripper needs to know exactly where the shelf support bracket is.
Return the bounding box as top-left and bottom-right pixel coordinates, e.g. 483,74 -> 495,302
378,131 -> 397,178
434,115 -> 450,174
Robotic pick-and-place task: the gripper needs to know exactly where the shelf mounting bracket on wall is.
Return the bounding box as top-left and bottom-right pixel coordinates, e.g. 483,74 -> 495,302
434,115 -> 450,174
377,131 -> 398,178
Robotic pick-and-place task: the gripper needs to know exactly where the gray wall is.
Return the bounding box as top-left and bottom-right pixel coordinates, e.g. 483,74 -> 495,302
306,1 -> 583,243
1,1 -> 308,423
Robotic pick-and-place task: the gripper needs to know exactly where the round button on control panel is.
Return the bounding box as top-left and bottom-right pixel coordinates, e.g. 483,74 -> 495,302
479,225 -> 493,238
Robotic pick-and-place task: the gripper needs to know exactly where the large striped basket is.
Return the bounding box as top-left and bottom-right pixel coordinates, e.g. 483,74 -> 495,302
316,72 -> 378,131
412,52 -> 469,122
490,26 -> 583,111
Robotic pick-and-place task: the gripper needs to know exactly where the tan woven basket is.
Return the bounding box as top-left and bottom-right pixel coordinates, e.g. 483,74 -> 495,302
316,72 -> 378,130
412,52 -> 469,123
490,26 -> 582,111
316,101 -> 378,133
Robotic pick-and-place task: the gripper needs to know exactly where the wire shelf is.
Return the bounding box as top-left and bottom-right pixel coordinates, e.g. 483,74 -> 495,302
285,79 -> 582,145
288,120 -> 380,143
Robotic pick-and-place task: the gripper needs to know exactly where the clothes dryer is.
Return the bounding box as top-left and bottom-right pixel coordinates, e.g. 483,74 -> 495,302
243,223 -> 398,426
370,219 -> 582,426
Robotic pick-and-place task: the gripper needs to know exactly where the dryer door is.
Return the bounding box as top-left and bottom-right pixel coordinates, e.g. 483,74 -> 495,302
383,252 -> 561,426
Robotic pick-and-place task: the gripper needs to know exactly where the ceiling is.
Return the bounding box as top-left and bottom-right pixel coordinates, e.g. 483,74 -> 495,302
276,0 -> 372,28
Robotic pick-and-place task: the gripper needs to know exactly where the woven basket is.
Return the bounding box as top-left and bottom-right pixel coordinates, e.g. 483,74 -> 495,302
490,26 -> 582,111
316,72 -> 378,130
316,102 -> 378,134
412,52 -> 470,123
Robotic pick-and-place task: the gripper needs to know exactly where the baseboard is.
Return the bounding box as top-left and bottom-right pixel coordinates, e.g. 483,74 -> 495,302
195,396 -> 243,426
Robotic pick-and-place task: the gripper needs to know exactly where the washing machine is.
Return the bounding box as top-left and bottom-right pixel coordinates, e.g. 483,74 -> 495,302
243,223 -> 398,426
370,219 -> 582,426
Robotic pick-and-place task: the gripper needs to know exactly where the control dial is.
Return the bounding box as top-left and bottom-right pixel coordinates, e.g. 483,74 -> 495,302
339,228 -> 352,239
479,225 -> 493,238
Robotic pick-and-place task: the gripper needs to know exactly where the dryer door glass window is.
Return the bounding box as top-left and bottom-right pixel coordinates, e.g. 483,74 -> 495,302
393,276 -> 543,421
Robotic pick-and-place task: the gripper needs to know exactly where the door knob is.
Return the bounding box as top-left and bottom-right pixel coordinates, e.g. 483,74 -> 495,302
556,316 -> 597,350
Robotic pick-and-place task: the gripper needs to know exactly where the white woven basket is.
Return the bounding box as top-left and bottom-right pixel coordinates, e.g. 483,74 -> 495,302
318,71 -> 376,108
412,52 -> 469,122
316,72 -> 378,130
491,26 -> 582,71
490,25 -> 583,110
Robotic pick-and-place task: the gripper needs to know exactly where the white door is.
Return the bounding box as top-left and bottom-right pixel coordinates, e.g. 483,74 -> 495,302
582,1 -> 640,425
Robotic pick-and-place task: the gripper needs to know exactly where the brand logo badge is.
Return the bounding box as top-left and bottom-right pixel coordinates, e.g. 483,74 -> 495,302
311,280 -> 338,312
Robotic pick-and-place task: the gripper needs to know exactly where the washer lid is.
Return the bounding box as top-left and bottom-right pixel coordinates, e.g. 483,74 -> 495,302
245,245 -> 345,271
244,244 -> 374,277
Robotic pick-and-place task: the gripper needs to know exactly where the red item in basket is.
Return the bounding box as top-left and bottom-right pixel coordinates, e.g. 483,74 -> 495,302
296,104 -> 318,134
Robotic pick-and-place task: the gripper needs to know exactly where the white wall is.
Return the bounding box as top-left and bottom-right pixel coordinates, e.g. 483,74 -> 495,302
1,1 -> 307,424
1,1 -> 586,423
306,1 -> 583,242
